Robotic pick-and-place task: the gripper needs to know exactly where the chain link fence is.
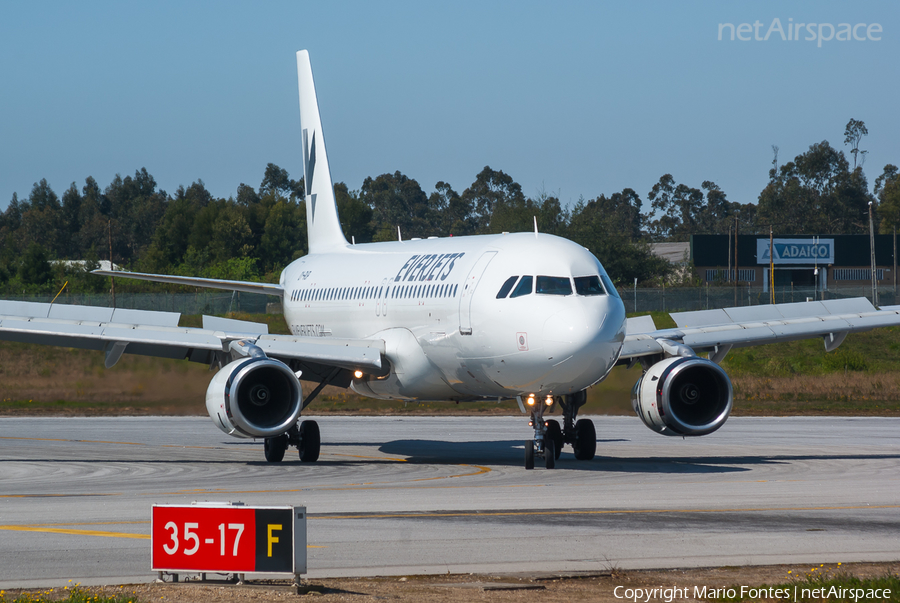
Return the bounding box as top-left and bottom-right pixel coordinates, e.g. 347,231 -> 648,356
3,285 -> 894,316
620,285 -> 896,314
2,291 -> 274,315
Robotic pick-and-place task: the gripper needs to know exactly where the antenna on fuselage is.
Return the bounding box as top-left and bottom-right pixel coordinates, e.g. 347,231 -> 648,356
398,226 -> 402,242
533,216 -> 539,238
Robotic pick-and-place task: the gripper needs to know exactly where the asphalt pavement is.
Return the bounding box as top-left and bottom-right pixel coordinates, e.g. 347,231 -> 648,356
1,415 -> 898,587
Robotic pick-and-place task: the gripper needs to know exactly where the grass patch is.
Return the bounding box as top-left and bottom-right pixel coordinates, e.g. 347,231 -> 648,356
3,312 -> 900,417
0,586 -> 143,603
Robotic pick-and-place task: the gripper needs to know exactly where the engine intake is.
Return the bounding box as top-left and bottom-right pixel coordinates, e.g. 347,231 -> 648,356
632,356 -> 732,436
206,357 -> 302,438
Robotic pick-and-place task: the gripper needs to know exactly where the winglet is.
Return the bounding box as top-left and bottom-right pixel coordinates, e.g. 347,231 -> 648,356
297,50 -> 349,254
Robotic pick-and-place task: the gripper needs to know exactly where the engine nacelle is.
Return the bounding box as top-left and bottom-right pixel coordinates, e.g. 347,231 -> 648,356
632,356 -> 732,436
206,357 -> 303,438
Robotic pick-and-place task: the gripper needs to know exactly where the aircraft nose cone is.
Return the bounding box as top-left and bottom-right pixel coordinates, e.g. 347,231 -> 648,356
542,309 -> 586,362
540,298 -> 623,390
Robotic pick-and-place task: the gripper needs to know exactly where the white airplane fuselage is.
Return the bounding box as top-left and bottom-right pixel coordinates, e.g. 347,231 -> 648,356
280,231 -> 627,401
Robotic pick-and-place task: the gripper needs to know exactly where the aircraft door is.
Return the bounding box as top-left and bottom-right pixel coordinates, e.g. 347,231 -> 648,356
458,251 -> 497,335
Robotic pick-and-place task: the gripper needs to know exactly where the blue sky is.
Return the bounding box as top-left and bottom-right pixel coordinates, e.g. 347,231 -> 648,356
1,1 -> 897,213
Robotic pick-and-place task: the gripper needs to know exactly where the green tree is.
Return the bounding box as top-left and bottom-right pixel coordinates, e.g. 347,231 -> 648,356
567,190 -> 669,284
209,202 -> 256,262
876,165 -> 900,234
461,167 -> 526,233
334,182 -> 373,243
260,163 -> 292,197
18,243 -> 52,286
843,118 -> 868,170
430,181 -> 476,236
20,179 -> 63,254
360,171 -> 432,241
646,174 -> 704,241
259,199 -> 304,271
104,169 -> 167,263
142,197 -> 196,271
757,141 -> 870,234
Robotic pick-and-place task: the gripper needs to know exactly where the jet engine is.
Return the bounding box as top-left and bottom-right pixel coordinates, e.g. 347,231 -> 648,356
631,356 -> 732,436
206,357 -> 303,438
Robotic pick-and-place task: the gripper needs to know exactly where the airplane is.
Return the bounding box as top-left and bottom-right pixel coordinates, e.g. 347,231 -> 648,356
3,50 -> 900,470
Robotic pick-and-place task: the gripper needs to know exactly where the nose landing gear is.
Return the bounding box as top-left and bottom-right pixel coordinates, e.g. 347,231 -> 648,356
524,397 -> 557,470
523,390 -> 596,469
524,397 -> 555,469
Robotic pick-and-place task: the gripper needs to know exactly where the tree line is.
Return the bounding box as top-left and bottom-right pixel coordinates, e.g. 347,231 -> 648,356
2,119 -> 897,295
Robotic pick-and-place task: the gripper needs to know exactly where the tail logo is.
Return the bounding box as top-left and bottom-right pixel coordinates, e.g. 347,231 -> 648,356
302,128 -> 318,223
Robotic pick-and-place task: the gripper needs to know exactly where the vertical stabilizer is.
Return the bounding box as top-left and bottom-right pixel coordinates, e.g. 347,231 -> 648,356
297,50 -> 348,254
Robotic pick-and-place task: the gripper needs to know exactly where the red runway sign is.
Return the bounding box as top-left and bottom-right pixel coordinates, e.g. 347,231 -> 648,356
151,504 -> 305,575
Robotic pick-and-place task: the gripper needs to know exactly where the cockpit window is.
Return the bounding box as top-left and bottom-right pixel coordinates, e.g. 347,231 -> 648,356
600,273 -> 620,298
535,276 -> 572,296
574,275 -> 606,296
510,275 -> 533,298
496,276 -> 518,299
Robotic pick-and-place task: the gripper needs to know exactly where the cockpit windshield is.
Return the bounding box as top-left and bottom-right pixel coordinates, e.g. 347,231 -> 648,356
510,275 -> 533,298
496,276 -> 518,299
535,276 -> 572,296
497,274 -> 616,298
573,275 -> 605,296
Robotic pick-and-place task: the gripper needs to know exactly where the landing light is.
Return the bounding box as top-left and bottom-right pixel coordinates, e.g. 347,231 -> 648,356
353,370 -> 364,379
526,394 -> 536,406
545,396 -> 554,407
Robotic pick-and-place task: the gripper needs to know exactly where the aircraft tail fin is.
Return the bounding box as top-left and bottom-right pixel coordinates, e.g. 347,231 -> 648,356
296,50 -> 349,254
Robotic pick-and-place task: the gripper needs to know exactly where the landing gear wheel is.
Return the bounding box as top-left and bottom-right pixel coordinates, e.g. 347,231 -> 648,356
264,434 -> 288,462
545,420 -> 563,459
524,440 -> 535,470
298,420 -> 320,462
544,439 -> 556,469
573,418 -> 596,461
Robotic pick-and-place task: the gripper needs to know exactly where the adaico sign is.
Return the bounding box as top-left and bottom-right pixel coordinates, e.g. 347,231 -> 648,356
757,238 -> 834,265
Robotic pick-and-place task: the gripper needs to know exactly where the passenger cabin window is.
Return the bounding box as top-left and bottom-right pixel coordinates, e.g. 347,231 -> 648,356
496,276 -> 518,299
510,275 -> 533,298
536,276 -> 572,296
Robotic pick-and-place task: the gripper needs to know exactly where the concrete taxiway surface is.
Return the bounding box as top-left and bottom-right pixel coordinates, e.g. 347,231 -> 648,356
0,415 -> 898,587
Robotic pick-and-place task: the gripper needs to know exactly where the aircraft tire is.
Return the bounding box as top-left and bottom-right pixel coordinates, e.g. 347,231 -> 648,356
545,420 -> 563,459
264,434 -> 288,462
298,420 -> 321,462
544,439 -> 556,469
573,418 -> 596,461
524,440 -> 535,470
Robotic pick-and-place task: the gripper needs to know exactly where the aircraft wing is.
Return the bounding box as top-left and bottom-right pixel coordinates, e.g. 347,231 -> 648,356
0,300 -> 383,373
91,270 -> 284,297
620,297 -> 900,362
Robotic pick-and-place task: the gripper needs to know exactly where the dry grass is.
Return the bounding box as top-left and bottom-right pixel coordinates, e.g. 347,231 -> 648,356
2,315 -> 900,417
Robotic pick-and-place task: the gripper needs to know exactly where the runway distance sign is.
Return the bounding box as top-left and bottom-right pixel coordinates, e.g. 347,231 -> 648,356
151,504 -> 306,575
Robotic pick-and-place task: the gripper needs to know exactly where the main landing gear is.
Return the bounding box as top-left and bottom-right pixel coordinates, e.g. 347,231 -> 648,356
263,419 -> 320,463
524,390 -> 596,470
